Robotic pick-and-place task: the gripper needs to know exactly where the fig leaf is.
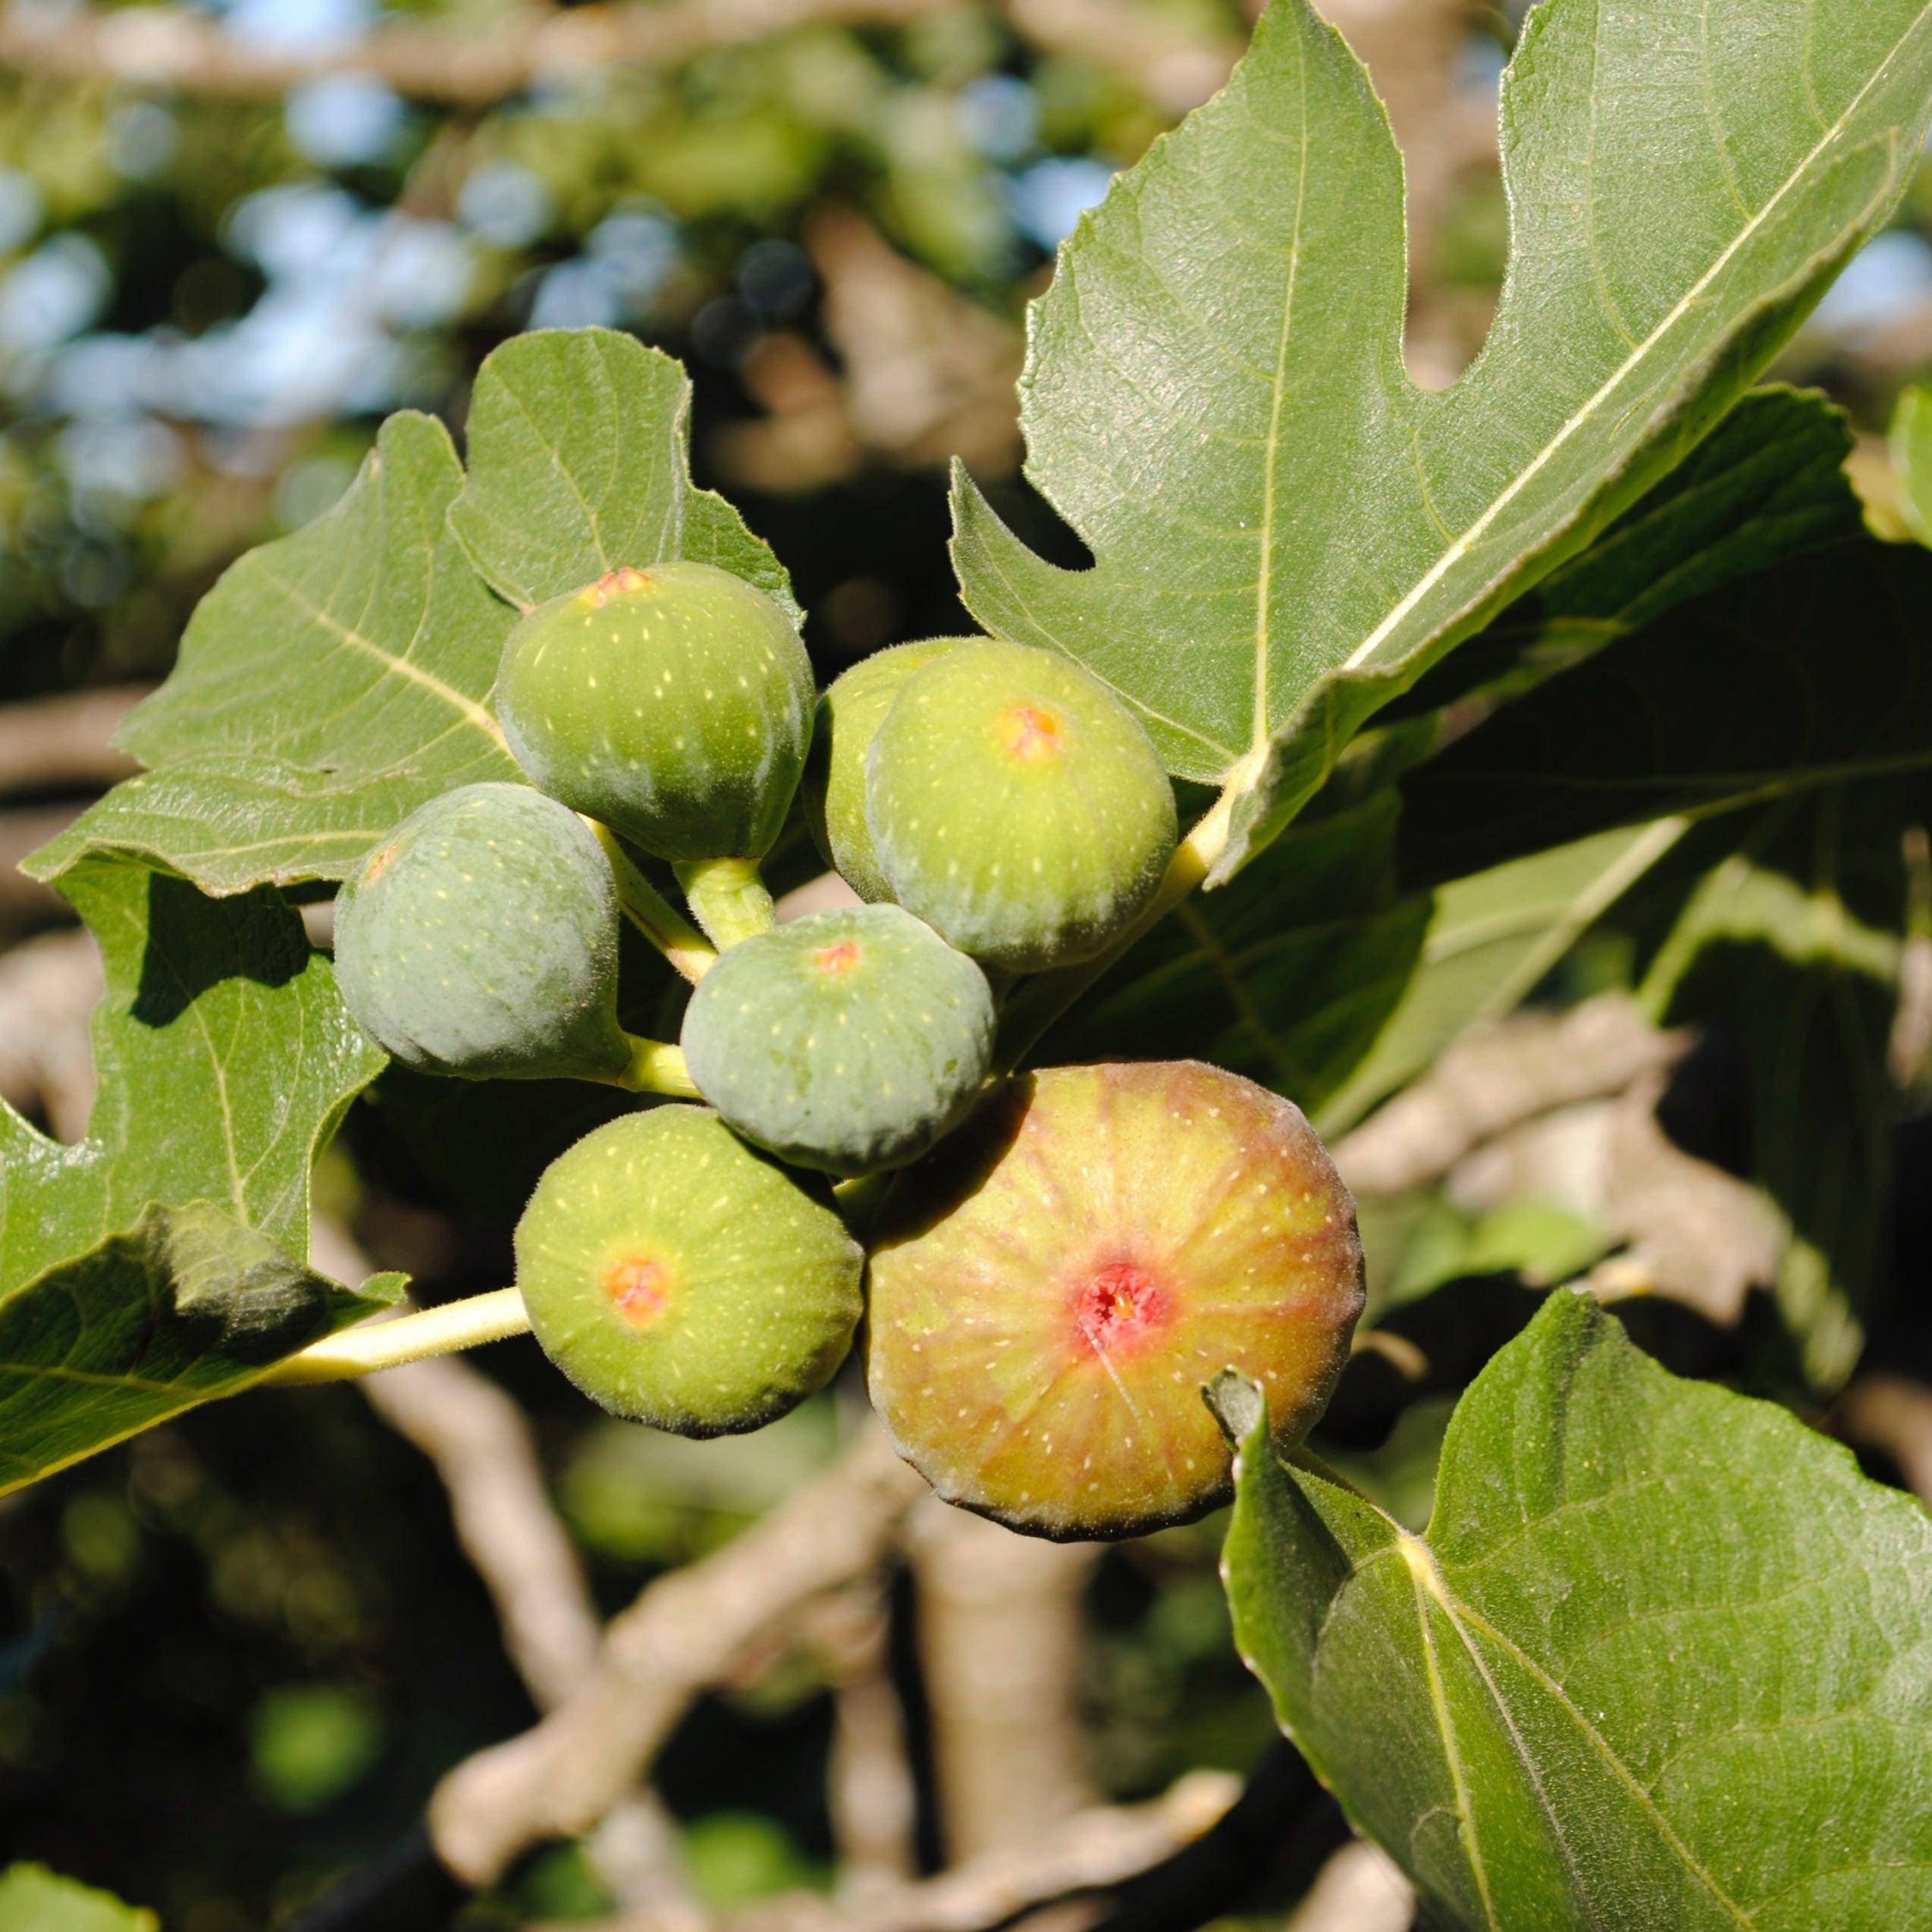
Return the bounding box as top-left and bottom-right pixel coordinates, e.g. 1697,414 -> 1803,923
27,413 -> 518,896
1220,1289 -> 1932,1927
0,856 -> 392,1492
447,326 -> 797,617
953,0 -> 1932,880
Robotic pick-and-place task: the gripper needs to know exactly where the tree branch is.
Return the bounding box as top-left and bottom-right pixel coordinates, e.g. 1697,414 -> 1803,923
428,1425 -> 928,1887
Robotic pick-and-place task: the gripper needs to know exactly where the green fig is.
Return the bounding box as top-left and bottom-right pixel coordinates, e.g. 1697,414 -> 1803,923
680,905 -> 995,1176
516,1106 -> 864,1435
802,638 -> 969,901
865,1061 -> 1364,1540
334,782 -> 632,1083
495,561 -> 813,863
864,641 -> 1178,972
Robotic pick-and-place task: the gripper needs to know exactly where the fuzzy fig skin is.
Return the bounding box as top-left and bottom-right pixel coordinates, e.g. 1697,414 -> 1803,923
496,560 -> 813,862
516,1107 -> 863,1436
681,904 -> 995,1176
864,641 -> 1178,972
802,638 -> 970,902
334,781 -> 631,1082
864,1061 -> 1364,1540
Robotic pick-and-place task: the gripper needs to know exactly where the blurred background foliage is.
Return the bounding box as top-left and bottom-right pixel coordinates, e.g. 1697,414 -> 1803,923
4,2 -> 1932,1927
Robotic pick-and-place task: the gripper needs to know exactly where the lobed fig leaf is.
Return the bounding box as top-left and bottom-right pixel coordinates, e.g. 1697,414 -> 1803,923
952,0 -> 1932,881
680,905 -> 995,1177
515,1107 -> 864,1435
864,1060 -> 1363,1540
497,562 -> 814,863
334,783 -> 630,1083
802,638 -> 971,902
865,641 -> 1178,972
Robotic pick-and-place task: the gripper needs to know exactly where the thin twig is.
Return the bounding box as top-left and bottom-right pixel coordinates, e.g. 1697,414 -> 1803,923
428,1425 -> 928,1887
562,1771 -> 1244,1932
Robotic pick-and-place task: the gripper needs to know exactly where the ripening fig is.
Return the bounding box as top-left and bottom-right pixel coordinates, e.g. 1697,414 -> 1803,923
516,1106 -> 864,1435
334,782 -> 632,1083
495,560 -> 813,863
865,1061 -> 1364,1540
864,641 -> 1178,972
680,905 -> 994,1176
802,638 -> 969,901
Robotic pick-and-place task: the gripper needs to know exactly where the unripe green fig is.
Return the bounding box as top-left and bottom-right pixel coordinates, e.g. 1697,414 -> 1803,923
335,782 -> 631,1082
865,1061 -> 1363,1540
803,638 -> 968,901
496,561 -> 813,862
864,641 -> 1178,972
516,1106 -> 864,1435
681,905 -> 995,1176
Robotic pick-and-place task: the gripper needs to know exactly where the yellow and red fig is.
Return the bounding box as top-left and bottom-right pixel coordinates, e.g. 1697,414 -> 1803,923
864,1061 -> 1363,1540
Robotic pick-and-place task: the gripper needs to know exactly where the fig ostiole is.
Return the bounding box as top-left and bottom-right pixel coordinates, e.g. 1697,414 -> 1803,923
803,638 -> 973,902
336,782 -> 684,1087
516,1106 -> 864,1435
680,905 -> 995,1177
864,1060 -> 1365,1541
495,560 -> 813,865
864,641 -> 1178,973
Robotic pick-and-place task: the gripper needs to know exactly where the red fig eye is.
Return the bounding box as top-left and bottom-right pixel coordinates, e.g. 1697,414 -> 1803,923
1074,1261 -> 1168,1351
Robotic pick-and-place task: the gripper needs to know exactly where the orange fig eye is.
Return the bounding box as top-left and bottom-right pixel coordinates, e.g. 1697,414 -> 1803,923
997,705 -> 1063,762
603,1253 -> 670,1325
814,939 -> 864,977
582,566 -> 653,606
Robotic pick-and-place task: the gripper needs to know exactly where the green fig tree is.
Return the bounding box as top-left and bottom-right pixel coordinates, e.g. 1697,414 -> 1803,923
11,1 -> 1932,1924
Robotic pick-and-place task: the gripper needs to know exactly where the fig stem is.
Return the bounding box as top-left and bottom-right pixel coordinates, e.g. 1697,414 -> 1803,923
993,783 -> 1237,1071
585,817 -> 718,983
603,1037 -> 702,1099
260,1288 -> 532,1385
675,855 -> 776,951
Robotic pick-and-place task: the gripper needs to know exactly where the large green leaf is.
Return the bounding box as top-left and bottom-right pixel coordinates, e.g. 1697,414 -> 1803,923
1048,391 -> 1855,1117
1218,1290 -> 1932,1928
27,412 -> 518,895
0,857 -> 392,1491
953,0 -> 1932,880
447,325 -> 798,616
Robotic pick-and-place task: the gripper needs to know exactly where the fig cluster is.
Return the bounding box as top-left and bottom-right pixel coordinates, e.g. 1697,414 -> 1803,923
331,555 -> 1362,1532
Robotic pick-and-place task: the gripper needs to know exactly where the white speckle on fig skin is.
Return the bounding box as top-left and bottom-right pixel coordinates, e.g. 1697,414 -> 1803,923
864,1061 -> 1365,1542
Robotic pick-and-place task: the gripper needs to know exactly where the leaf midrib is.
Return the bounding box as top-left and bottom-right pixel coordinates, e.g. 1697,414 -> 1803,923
1352,1516 -> 1758,1927
255,561 -> 506,748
